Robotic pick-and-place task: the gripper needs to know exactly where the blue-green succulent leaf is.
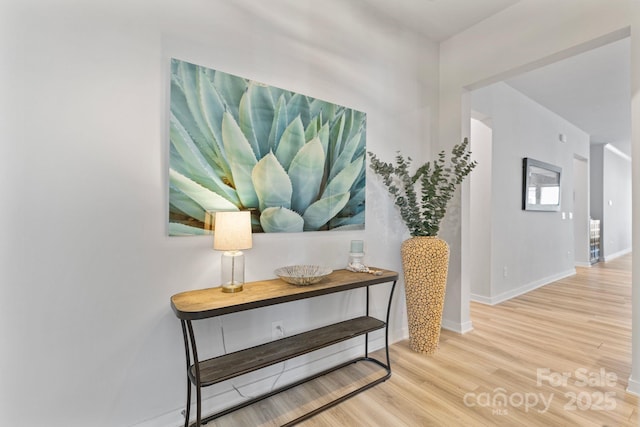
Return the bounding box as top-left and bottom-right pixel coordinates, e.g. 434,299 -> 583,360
169,187 -> 207,223
260,207 -> 304,232
274,116 -> 305,171
252,152 -> 292,212
329,210 -> 365,228
289,137 -> 325,214
344,183 -> 365,212
286,94 -> 311,128
337,109 -> 355,154
170,75 -> 216,163
169,169 -> 239,212
197,68 -> 232,177
170,113 -> 240,205
318,122 -> 330,158
354,126 -> 367,159
212,69 -> 247,121
221,112 -> 259,208
309,98 -> 336,122
239,82 -> 275,159
303,192 -> 350,231
321,154 -> 364,199
304,114 -> 320,142
175,61 -> 217,146
329,130 -> 363,181
268,86 -> 288,106
169,222 -> 209,236
268,95 -> 288,154
328,112 -> 346,165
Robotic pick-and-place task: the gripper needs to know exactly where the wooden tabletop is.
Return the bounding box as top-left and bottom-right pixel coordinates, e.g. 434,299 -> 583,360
171,268 -> 398,320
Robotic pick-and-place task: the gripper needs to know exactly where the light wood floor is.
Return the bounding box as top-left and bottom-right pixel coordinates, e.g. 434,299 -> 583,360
213,254 -> 638,426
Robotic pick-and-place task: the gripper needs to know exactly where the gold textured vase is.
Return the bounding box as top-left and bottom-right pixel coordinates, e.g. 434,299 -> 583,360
401,236 -> 450,354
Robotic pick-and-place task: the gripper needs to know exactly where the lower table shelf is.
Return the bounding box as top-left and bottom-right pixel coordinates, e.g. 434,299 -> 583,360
191,316 -> 385,387
171,268 -> 398,427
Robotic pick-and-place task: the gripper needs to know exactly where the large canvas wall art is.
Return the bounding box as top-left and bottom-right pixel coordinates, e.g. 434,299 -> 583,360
168,59 -> 366,235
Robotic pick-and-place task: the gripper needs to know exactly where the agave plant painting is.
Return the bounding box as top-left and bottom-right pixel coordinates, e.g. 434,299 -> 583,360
168,59 -> 366,235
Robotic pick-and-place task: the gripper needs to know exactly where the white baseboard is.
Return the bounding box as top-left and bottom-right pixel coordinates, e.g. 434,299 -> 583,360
390,326 -> 409,343
603,247 -> 632,262
470,293 -> 493,305
574,261 -> 592,268
470,269 -> 576,306
627,375 -> 640,396
441,318 -> 473,334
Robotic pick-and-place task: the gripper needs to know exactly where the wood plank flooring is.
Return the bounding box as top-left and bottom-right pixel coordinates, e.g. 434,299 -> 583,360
211,254 -> 638,426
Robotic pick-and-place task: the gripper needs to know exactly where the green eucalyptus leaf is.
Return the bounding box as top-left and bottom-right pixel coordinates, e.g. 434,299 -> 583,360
289,137 -> 325,213
169,169 -> 239,212
221,112 -> 259,208
367,138 -> 476,236
303,192 -> 350,231
260,207 -> 304,232
252,152 -> 292,212
274,116 -> 305,171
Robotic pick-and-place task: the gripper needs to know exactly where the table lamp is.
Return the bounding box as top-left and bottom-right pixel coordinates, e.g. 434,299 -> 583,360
213,211 -> 253,293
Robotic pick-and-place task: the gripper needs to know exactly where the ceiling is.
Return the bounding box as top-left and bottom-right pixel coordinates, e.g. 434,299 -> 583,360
505,37 -> 631,156
363,0 -> 632,156
364,0 -> 522,42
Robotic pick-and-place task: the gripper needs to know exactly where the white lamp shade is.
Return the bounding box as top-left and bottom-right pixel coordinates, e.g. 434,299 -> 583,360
213,211 -> 253,251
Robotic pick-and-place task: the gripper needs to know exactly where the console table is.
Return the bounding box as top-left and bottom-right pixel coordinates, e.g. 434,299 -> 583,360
170,268 -> 398,426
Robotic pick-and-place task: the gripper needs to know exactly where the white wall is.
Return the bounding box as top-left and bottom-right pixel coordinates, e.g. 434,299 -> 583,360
439,0 -> 631,330
438,0 -> 636,389
590,144 -> 605,225
603,146 -> 633,259
469,118 -> 493,298
573,156 -> 590,266
0,1 -> 438,425
470,83 -> 589,303
591,144 -> 632,261
630,0 -> 640,397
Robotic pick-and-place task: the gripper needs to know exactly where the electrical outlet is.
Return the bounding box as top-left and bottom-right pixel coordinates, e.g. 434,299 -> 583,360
271,320 -> 284,340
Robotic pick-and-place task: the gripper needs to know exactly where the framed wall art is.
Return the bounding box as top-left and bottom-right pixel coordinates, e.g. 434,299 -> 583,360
168,59 -> 366,235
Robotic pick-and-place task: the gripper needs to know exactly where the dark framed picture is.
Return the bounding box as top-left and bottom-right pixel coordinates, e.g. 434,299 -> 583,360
522,157 -> 562,211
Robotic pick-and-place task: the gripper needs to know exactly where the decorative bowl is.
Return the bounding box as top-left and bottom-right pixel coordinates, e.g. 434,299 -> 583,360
275,265 -> 333,286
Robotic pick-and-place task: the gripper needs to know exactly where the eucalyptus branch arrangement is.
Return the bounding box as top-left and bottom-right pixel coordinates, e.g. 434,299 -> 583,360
368,138 -> 477,237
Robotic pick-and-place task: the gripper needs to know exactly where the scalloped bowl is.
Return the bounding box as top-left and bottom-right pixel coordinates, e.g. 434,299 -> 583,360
275,265 -> 333,286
